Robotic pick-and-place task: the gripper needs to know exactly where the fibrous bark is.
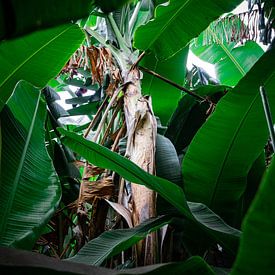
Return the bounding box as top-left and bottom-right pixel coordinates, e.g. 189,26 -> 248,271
123,68 -> 157,265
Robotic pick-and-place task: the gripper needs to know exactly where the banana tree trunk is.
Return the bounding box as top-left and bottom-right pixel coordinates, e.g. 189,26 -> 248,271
123,69 -> 157,265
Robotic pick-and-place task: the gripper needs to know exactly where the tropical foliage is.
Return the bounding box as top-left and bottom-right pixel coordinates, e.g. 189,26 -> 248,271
0,0 -> 274,274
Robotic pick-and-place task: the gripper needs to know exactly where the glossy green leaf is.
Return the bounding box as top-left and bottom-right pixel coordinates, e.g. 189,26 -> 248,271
165,85 -> 228,153
0,80 -> 61,249
0,24 -> 85,110
0,247 -> 116,275
140,47 -> 188,125
155,134 -> 182,215
68,216 -> 172,266
182,46 -> 275,224
243,151 -> 266,217
67,102 -> 98,116
191,39 -> 264,86
165,95 -> 209,153
59,129 -> 241,254
156,134 -> 182,187
122,256 -> 215,275
134,0 -> 242,59
0,0 -> 93,39
1,247 -> 214,274
231,157 -> 275,275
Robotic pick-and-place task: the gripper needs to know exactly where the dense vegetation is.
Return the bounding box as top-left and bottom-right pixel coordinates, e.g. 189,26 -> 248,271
0,0 -> 275,274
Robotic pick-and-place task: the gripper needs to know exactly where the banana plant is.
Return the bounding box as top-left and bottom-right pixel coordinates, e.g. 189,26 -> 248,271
1,0 -> 275,274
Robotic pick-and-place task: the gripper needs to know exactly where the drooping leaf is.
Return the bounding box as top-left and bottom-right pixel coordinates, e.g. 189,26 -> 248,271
165,95 -> 209,154
122,256 -> 215,275
62,77 -> 99,91
191,39 -> 264,86
0,247 -> 116,275
67,102 -> 98,116
156,134 -> 182,187
43,86 -> 61,103
155,134 -> 182,215
59,129 -> 241,254
182,45 -> 275,225
0,247 -> 214,274
130,0 -> 155,36
0,24 -> 85,111
0,0 -> 94,40
0,80 -> 61,249
165,85 -> 228,153
140,47 -> 188,125
243,151 -> 266,217
134,0 -> 242,59
231,156 -> 275,275
68,216 -> 172,266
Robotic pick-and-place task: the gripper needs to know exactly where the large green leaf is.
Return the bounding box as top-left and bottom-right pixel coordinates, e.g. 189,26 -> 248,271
191,39 -> 264,86
155,133 -> 183,214
243,152 -> 265,216
140,47 -> 188,125
0,24 -> 85,111
182,46 -> 275,224
156,134 -> 182,187
1,247 -> 214,274
165,85 -> 228,153
0,247 -> 116,275
0,80 -> 61,249
231,156 -> 275,275
134,0 -> 242,59
68,216 -> 172,266
0,0 -> 93,39
67,102 -> 98,116
59,129 -> 241,254
122,256 -> 215,274
165,95 -> 209,154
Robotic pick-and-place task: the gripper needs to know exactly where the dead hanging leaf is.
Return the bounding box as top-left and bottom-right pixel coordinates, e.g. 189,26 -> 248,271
105,199 -> 133,228
86,45 -> 122,92
87,46 -> 102,85
74,161 -> 105,178
74,160 -> 85,169
79,177 -> 114,205
85,165 -> 105,179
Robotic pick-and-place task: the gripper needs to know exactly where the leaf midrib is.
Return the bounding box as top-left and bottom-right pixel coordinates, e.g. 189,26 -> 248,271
145,0 -> 191,50
0,25 -> 73,89
61,132 -> 189,218
209,93 -> 259,208
209,70 -> 275,208
93,218 -> 169,265
208,28 -> 246,77
73,217 -> 170,265
62,132 -> 241,254
0,92 -> 42,237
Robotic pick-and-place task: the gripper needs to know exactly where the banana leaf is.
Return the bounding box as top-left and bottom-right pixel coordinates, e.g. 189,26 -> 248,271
140,47 -> 188,125
231,156 -> 275,275
68,216 -> 172,266
182,45 -> 275,225
59,128 -> 241,254
134,0 -> 242,59
67,102 -> 98,116
0,0 -> 93,39
165,85 -> 228,153
191,38 -> 264,86
0,80 -> 61,249
0,23 -> 85,111
0,247 -> 214,274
